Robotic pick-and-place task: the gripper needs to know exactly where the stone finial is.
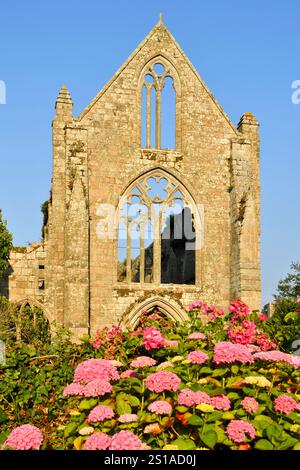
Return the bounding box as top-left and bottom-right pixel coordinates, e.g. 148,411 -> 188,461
237,112 -> 259,131
55,84 -> 73,118
156,12 -> 165,27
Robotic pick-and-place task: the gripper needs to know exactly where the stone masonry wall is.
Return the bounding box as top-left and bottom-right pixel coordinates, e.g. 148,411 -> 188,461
0,244 -> 46,305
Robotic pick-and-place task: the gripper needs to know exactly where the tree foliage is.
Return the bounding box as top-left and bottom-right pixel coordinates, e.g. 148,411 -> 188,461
41,200 -> 49,240
275,262 -> 300,300
0,210 -> 13,278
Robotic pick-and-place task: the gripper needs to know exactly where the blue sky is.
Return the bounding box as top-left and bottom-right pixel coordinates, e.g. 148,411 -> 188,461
0,0 -> 299,305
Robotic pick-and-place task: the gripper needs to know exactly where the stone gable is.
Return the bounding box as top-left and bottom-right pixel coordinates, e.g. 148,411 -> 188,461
2,19 -> 261,338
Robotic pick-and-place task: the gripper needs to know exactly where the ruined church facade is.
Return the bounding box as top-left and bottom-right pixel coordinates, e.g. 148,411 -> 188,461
2,20 -> 261,338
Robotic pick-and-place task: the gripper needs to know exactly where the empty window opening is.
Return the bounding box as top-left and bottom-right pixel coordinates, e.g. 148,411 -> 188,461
117,173 -> 196,285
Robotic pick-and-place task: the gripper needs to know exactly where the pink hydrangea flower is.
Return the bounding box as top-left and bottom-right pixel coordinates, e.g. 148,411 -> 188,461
258,313 -> 268,321
226,420 -> 256,443
228,300 -> 250,318
214,341 -> 253,365
142,327 -> 165,351
143,423 -> 162,435
247,344 -> 261,353
194,391 -> 211,405
241,397 -> 259,413
1,425 -> 43,450
164,339 -> 179,348
87,405 -> 115,423
274,395 -> 299,414
148,400 -> 172,415
178,388 -> 197,407
188,332 -> 206,340
63,383 -> 85,397
120,369 -> 139,379
254,331 -> 276,351
178,389 -> 211,407
84,432 -> 111,450
92,339 -> 103,350
107,325 -> 123,339
292,355 -> 300,368
109,430 -> 142,450
187,350 -> 209,364
254,350 -> 295,366
83,379 -> 112,397
74,359 -> 119,383
210,395 -> 231,411
188,300 -> 203,311
145,371 -> 180,393
130,356 -> 157,368
227,320 -> 256,345
118,414 -> 138,423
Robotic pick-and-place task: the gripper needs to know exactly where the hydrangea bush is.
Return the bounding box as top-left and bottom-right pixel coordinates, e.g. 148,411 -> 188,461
1,299 -> 300,450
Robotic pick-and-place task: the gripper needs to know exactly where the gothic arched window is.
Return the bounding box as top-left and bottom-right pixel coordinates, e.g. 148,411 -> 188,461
117,171 -> 196,285
141,60 -> 177,150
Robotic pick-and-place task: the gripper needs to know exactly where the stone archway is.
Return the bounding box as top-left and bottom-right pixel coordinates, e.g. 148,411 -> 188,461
14,297 -> 52,321
13,298 -> 51,342
120,296 -> 188,329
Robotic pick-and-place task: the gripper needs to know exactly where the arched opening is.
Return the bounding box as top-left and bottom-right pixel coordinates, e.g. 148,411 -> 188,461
135,306 -> 171,329
140,59 -> 177,150
18,303 -> 51,344
117,170 -> 197,286
120,296 -> 189,328
9,300 -> 52,344
161,76 -> 176,149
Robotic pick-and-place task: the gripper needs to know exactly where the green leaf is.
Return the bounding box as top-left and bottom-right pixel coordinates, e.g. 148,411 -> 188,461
235,409 -> 246,418
129,378 -> 143,394
265,423 -> 284,442
222,412 -> 236,420
64,422 -> 78,438
0,410 -> 8,424
0,433 -> 9,447
176,405 -> 188,413
73,436 -> 84,450
126,394 -> 140,407
206,411 -> 223,422
226,376 -> 244,386
255,439 -> 274,450
227,392 -> 240,401
200,366 -> 212,374
284,312 -> 299,323
212,368 -> 228,377
277,437 -> 297,450
78,398 -> 98,411
116,395 -> 132,415
188,415 -> 203,426
173,438 -> 196,450
214,426 -> 226,444
289,413 -> 300,424
253,415 -> 274,432
293,441 -> 300,450
231,365 -> 239,375
200,429 -> 218,449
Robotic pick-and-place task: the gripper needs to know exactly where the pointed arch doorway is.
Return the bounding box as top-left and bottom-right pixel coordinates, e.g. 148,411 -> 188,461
120,296 -> 188,329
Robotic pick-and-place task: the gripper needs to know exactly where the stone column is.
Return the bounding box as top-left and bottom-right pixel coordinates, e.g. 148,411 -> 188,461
45,85 -> 73,332
230,112 -> 261,311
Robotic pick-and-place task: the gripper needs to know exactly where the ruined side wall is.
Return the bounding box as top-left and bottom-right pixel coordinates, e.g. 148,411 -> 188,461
0,244 -> 46,304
